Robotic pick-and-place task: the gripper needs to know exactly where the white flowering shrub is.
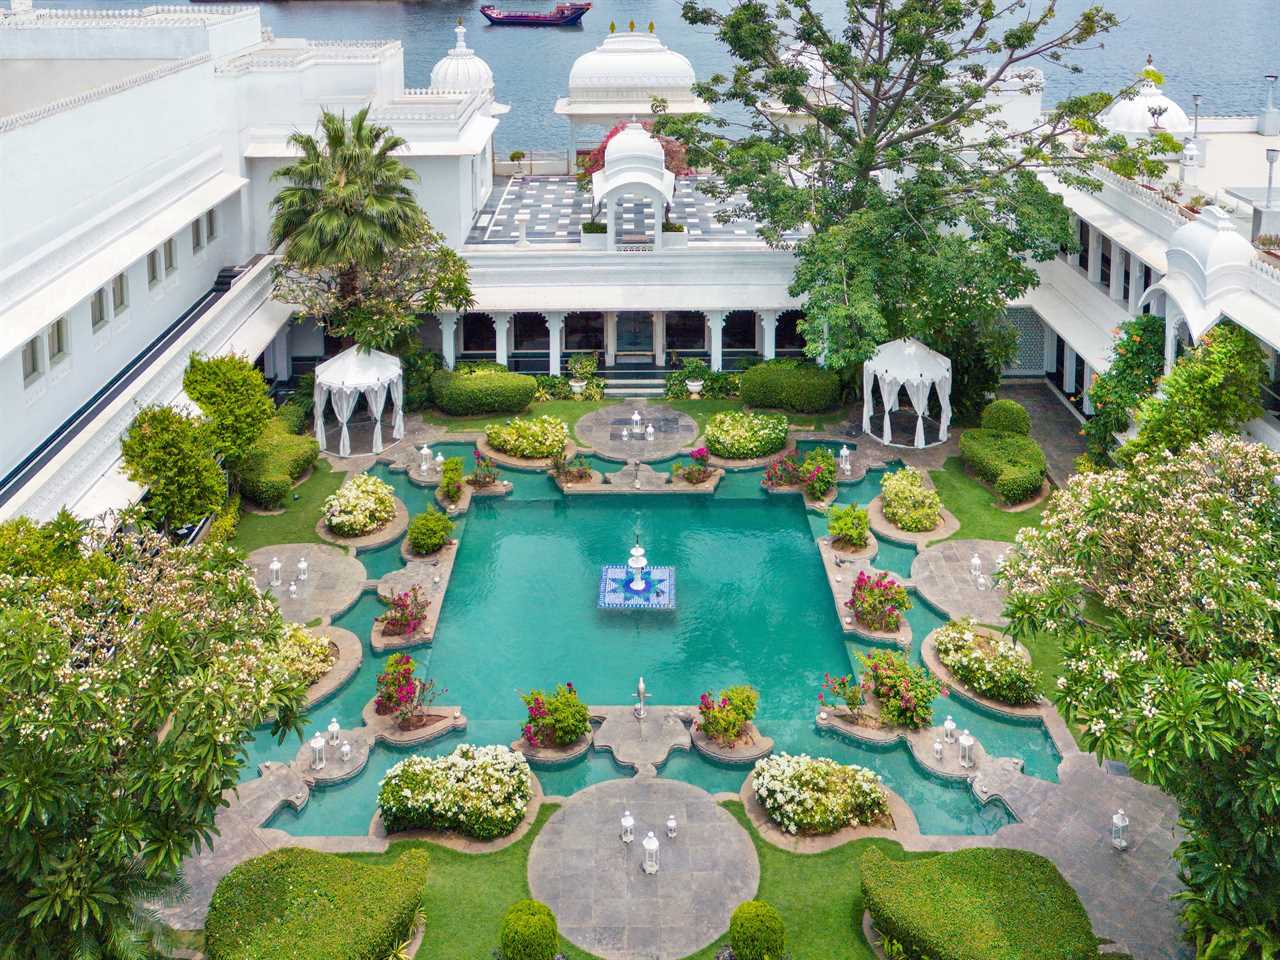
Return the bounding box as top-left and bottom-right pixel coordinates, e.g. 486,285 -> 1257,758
933,619 -> 1039,705
485,415 -> 569,459
752,753 -> 887,835
323,473 -> 396,537
280,623 -> 336,687
378,744 -> 532,839
704,411 -> 789,459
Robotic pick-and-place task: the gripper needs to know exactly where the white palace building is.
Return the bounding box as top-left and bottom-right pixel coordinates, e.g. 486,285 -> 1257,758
1,2 -> 1279,521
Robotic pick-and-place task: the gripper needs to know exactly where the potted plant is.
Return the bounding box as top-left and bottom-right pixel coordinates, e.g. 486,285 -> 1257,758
1257,234 -> 1280,263
580,219 -> 607,249
567,352 -> 598,396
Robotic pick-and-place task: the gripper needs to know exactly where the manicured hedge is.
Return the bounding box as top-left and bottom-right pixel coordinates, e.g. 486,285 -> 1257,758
408,508 -> 453,555
860,847 -> 1098,960
239,417 -> 320,508
204,846 -> 429,960
274,399 -> 308,435
958,429 -> 1046,504
431,369 -> 537,416
740,361 -> 840,413
979,399 -> 1031,435
499,899 -> 558,960
729,900 -> 786,960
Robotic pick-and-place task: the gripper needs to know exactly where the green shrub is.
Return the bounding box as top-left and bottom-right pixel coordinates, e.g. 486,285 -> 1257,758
520,682 -> 590,748
880,466 -> 942,532
204,493 -> 241,547
486,416 -> 569,459
704,411 -> 789,459
740,360 -> 840,413
696,684 -> 758,745
401,346 -> 442,412
1083,314 -> 1165,460
728,900 -> 786,960
183,353 -> 273,465
439,456 -> 464,503
275,399 -> 307,435
860,846 -> 1098,960
581,220 -> 607,235
204,846 -> 429,960
664,357 -> 739,400
120,405 -> 225,532
827,504 -> 869,548
859,649 -> 938,729
500,899 -> 558,960
800,446 -> 837,498
534,374 -> 573,401
751,754 -> 887,835
431,368 -> 536,415
239,418 -> 320,508
979,398 -> 1031,436
407,508 -> 453,555
958,429 -> 1046,504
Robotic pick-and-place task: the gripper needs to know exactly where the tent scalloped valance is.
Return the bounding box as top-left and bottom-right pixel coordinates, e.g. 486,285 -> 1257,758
861,337 -> 952,448
312,346 -> 405,457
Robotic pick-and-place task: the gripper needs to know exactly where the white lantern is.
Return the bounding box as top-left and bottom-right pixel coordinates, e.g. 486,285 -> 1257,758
641,831 -> 660,874
995,552 -> 1006,571
340,740 -> 352,763
420,444 -> 431,473
969,552 -> 982,581
620,809 -> 635,844
621,425 -> 629,440
297,556 -> 308,582
632,410 -> 642,431
839,444 -> 851,474
818,710 -> 828,721
434,452 -> 445,471
933,739 -> 943,761
958,729 -> 975,769
645,423 -> 654,440
666,813 -> 678,839
943,715 -> 956,743
269,556 -> 282,586
309,733 -> 326,770
327,717 -> 340,745
1112,809 -> 1129,851
288,581 -> 298,599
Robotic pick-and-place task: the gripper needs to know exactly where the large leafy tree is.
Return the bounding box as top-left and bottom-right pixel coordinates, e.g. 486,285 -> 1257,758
657,0 -> 1144,414
1001,435 -> 1280,955
0,515 -> 310,959
182,353 -> 273,469
119,405 -> 225,534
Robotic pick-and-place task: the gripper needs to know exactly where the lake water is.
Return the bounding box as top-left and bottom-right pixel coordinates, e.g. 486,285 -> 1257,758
39,0 -> 1280,154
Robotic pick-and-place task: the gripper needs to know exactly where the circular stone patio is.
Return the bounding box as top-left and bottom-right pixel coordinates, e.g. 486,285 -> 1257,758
527,778 -> 758,960
247,543 -> 366,624
577,404 -> 698,462
910,538 -> 1012,626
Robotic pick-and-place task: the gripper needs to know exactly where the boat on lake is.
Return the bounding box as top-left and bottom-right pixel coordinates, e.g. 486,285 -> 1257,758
478,2 -> 591,26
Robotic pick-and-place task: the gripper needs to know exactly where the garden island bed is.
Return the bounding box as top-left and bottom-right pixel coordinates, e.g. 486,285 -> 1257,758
302,627 -> 363,709
315,493 -> 409,550
866,494 -> 960,546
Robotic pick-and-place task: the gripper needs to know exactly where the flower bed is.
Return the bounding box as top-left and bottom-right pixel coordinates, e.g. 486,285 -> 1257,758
763,447 -> 835,498
378,744 -> 533,838
407,508 -> 453,555
280,623 -> 336,686
378,587 -> 429,638
827,504 -> 870,548
673,446 -> 714,484
751,753 -> 888,835
469,451 -> 500,488
373,652 -> 445,729
323,473 -> 395,537
933,620 -> 1039,705
859,650 -> 939,729
485,415 -> 568,460
705,411 -> 788,459
818,671 -> 864,715
880,466 -> 942,532
697,684 -> 759,746
846,570 -> 911,632
521,682 -> 590,748
552,451 -> 594,483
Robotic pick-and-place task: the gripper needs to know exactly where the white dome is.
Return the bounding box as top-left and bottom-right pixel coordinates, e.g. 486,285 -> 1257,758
1165,206 -> 1256,303
430,23 -> 494,95
568,30 -> 696,101
604,122 -> 666,172
1101,57 -> 1191,136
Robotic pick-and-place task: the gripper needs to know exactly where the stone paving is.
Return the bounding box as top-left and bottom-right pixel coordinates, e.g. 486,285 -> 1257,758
592,706 -> 693,776
997,380 -> 1087,486
527,778 -> 759,960
910,538 -> 1013,626
577,403 -> 698,461
247,543 -> 367,624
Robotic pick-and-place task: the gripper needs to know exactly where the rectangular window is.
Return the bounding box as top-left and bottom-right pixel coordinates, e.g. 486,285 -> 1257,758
147,250 -> 161,288
91,288 -> 108,331
47,317 -> 68,365
205,208 -> 217,241
21,337 -> 41,386
111,273 -> 128,314
191,218 -> 203,254
163,238 -> 177,275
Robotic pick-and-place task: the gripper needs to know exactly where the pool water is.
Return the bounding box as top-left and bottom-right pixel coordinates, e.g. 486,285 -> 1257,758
251,447 -> 1055,837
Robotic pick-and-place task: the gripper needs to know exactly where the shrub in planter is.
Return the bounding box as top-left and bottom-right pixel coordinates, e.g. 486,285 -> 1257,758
979,398 -> 1031,435
752,753 -> 887,835
378,744 -> 533,838
846,570 -> 911,632
672,446 -> 714,484
704,411 -> 788,459
664,357 -> 739,400
323,473 -> 396,537
500,900 -> 558,960
933,619 -> 1039,705
431,369 -> 536,415
696,684 -> 758,746
740,360 -> 840,413
521,682 -> 590,748
728,900 -> 786,960
580,220 -> 607,235
377,586 -> 430,638
801,446 -> 836,498
280,622 -> 335,687
819,671 -> 864,714
439,456 -> 464,503
375,653 -> 417,714
827,504 -> 870,548
880,466 -> 943,531
408,508 -> 453,555
204,846 -> 429,960
762,451 -> 805,488
552,451 -> 594,483
958,429 -> 1046,504
486,415 -> 569,459
239,418 -> 320,508
858,650 -> 940,729
470,451 -> 500,487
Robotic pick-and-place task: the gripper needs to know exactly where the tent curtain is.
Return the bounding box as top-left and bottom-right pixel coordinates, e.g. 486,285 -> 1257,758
861,365 -> 874,434
905,378 -> 931,448
329,385 -> 360,458
364,383 -> 389,454
880,376 -> 898,444
313,381 -> 329,452
389,374 -> 405,440
938,372 -> 953,441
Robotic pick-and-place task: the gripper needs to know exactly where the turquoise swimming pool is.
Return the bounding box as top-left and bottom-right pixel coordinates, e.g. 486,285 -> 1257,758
252,444 -> 1055,837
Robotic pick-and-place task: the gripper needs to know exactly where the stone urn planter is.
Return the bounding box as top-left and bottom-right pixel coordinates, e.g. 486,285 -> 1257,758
580,230 -> 606,250
686,378 -> 704,399
569,378 -> 587,396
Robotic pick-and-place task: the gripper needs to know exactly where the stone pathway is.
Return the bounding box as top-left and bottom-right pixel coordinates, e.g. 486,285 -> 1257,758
997,381 -> 1086,486
592,706 -> 693,775
910,538 -> 1012,626
577,403 -> 698,461
527,778 -> 759,960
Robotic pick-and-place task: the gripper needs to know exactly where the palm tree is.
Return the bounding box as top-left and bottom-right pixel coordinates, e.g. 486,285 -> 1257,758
269,106 -> 422,296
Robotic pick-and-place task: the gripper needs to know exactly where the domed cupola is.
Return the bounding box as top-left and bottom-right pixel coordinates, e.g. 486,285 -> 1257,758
1100,55 -> 1192,139
567,27 -> 700,107
602,121 -> 667,175
430,22 -> 495,97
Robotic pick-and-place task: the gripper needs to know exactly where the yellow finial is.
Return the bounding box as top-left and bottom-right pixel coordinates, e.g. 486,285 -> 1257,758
456,16 -> 462,25
609,19 -> 616,32
648,20 -> 655,32
628,18 -> 635,31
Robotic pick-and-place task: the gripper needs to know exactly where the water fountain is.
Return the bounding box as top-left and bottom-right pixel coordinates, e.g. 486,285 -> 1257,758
597,531 -> 676,609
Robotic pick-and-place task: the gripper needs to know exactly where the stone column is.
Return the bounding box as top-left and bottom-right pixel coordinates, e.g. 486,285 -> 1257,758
1082,364 -> 1095,414
1068,212 -> 1080,264
709,315 -> 725,372
760,310 -> 778,360
545,312 -> 564,376
1087,226 -> 1103,284
1128,257 -> 1145,315
1109,248 -> 1125,301
654,311 -> 666,367
271,324 -> 291,382
604,311 -> 617,366
1163,313 -> 1180,375
1062,344 -> 1077,393
440,313 -> 458,370
1043,324 -> 1057,374
493,312 -> 511,368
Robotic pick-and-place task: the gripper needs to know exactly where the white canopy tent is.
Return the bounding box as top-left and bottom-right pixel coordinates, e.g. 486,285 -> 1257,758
313,346 -> 405,458
861,337 -> 952,448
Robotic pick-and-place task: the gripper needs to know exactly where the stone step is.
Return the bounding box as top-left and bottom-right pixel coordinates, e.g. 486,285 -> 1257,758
603,386 -> 664,397
601,377 -> 667,387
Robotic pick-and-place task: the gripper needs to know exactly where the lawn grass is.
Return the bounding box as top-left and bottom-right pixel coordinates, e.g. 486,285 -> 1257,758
419,399 -> 612,442
929,457 -> 1045,543
230,459 -> 346,554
